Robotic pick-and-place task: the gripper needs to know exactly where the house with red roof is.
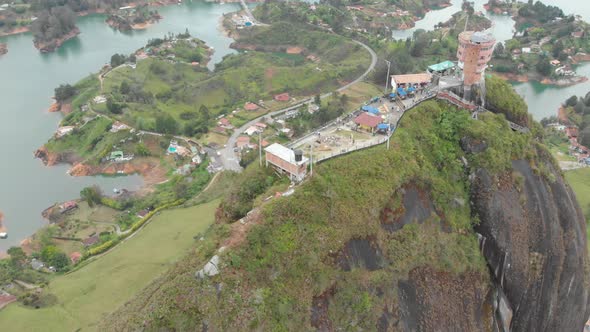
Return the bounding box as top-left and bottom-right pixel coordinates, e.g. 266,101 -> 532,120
255,122 -> 267,130
218,118 -> 233,129
274,93 -> 290,102
70,252 -> 82,264
236,136 -> 251,150
354,113 -> 382,133
244,102 -> 259,111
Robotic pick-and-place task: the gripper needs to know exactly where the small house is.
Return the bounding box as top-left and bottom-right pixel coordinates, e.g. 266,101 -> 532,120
572,30 -> 585,38
70,252 -> 82,264
137,209 -> 149,218
109,151 -> 124,161
265,143 -> 308,182
31,259 -> 44,271
244,102 -> 259,111
218,118 -> 233,129
274,93 -> 290,102
308,103 -> 320,114
236,136 -> 251,150
82,235 -> 100,247
354,113 -> 382,133
110,121 -> 130,133
55,126 -> 75,138
59,201 -> 78,214
254,122 -> 267,130
244,126 -> 260,136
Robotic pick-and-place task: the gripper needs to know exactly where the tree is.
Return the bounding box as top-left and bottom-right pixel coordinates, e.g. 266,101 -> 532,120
314,94 -> 321,107
493,42 -> 505,58
7,247 -> 26,269
155,114 -> 179,134
552,40 -> 564,58
580,127 -> 590,148
135,142 -> 150,156
535,57 -> 552,77
40,245 -> 69,269
54,84 -> 76,102
120,81 -> 130,95
80,186 -> 102,207
199,104 -> 211,122
51,252 -> 69,269
106,98 -> 123,114
565,95 -> 578,107
110,53 -> 126,68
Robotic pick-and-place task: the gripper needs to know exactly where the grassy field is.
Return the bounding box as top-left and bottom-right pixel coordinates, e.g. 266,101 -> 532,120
564,168 -> 590,255
0,199 -> 219,331
565,168 -> 590,219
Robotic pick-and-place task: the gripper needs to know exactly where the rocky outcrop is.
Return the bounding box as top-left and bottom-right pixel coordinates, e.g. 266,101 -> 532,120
397,266 -> 493,332
33,147 -> 76,166
0,43 -> 7,56
470,154 -> 590,330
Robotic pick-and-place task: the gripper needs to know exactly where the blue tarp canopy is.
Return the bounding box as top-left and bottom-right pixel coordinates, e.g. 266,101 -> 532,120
397,87 -> 407,96
362,105 -> 379,114
407,86 -> 416,92
377,123 -> 390,131
389,93 -> 396,98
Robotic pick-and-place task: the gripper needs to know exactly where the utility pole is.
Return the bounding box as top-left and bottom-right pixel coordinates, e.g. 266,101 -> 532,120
309,144 -> 313,177
258,131 -> 262,167
384,60 -> 391,95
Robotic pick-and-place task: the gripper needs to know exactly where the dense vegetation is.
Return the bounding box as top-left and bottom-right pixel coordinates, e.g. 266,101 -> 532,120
30,6 -> 77,43
485,75 -> 530,126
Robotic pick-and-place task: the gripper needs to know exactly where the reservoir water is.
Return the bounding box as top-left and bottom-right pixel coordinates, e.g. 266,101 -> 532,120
0,1 -> 240,252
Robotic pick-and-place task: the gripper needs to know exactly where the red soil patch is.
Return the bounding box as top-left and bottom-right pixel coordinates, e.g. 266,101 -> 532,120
47,102 -> 60,113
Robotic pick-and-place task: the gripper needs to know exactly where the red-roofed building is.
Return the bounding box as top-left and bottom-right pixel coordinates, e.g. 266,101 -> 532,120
244,102 -> 259,111
261,139 -> 270,148
70,252 -> 82,264
254,122 -> 267,129
218,118 -> 232,128
236,136 -> 251,150
82,235 -> 100,247
354,113 -> 382,132
274,93 -> 290,102
59,201 -> 78,214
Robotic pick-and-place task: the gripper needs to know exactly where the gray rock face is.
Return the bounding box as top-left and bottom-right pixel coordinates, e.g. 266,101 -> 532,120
471,159 -> 590,331
196,255 -> 220,279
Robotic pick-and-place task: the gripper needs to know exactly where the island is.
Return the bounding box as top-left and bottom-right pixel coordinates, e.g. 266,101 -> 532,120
30,6 -> 80,53
106,4 -> 162,31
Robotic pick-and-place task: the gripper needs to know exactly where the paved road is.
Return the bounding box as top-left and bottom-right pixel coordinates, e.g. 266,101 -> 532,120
239,0 -> 268,26
219,39 -> 378,172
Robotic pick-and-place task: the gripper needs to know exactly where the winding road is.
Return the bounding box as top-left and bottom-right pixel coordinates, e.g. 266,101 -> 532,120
219,39 -> 378,172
